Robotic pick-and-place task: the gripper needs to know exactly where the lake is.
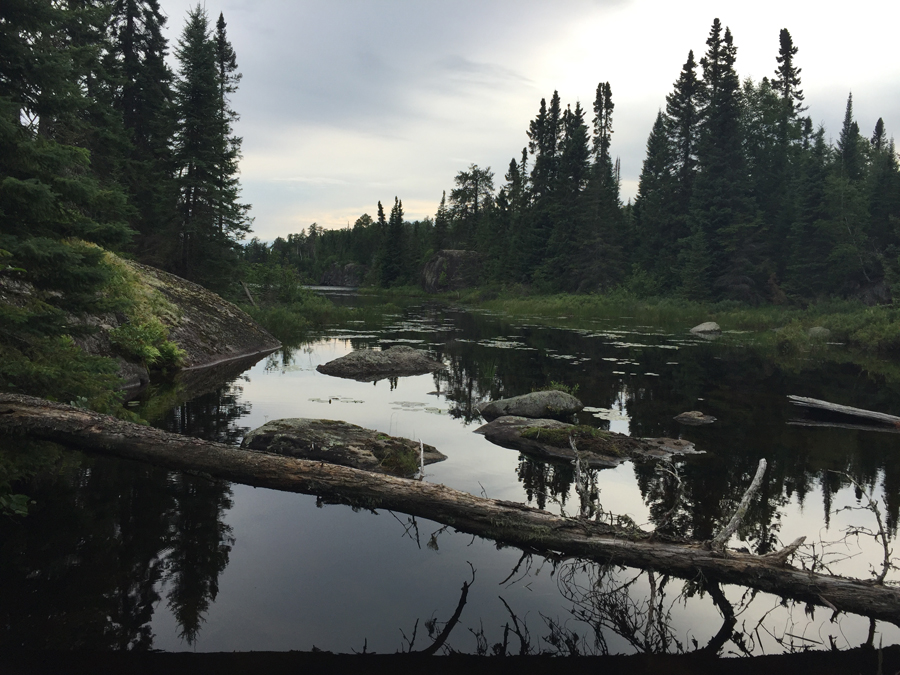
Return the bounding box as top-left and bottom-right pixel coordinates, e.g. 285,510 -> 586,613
3,294 -> 900,657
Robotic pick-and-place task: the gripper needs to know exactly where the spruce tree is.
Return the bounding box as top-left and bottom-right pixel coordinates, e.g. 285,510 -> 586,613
665,51 -> 701,214
538,102 -> 591,290
582,82 -> 624,290
633,111 -> 677,285
690,20 -> 755,300
432,191 -> 449,251
772,29 -> 805,127
172,5 -> 250,290
837,93 -> 863,182
0,0 -> 132,404
785,125 -> 830,296
109,0 -> 177,265
380,197 -> 405,287
212,13 -> 250,244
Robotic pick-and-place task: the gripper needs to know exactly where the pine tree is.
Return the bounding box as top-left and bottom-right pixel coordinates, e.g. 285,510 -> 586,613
665,50 -> 701,213
0,0 -> 132,404
109,0 -> 177,266
582,82 -> 624,290
172,5 -> 250,290
432,191 -> 449,251
538,103 -> 591,290
772,29 -> 805,128
633,111 -> 677,284
449,164 -> 494,248
837,93 -> 863,182
690,19 -> 755,300
212,13 -> 250,244
380,197 -> 405,287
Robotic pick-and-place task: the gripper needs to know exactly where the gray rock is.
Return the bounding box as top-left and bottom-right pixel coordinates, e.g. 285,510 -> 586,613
316,345 -> 445,381
474,416 -> 699,468
674,410 -> 716,425
242,418 -> 446,477
478,390 -> 583,422
808,326 -> 832,340
116,358 -> 150,391
690,322 -> 721,334
421,250 -> 483,293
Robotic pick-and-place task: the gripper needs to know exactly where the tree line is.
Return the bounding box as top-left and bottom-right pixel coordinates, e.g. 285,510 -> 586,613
253,19 -> 899,302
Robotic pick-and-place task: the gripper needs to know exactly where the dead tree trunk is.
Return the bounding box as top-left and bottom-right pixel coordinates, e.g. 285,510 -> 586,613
3,393 -> 900,626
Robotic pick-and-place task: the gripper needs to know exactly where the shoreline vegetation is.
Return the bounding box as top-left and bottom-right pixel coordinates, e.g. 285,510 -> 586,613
245,281 -> 900,363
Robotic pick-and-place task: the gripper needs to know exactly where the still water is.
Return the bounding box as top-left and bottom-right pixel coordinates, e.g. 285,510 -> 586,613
4,297 -> 900,655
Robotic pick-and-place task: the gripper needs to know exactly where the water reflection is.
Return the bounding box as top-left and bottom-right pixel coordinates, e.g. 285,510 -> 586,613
6,300 -> 900,654
0,372 -> 251,649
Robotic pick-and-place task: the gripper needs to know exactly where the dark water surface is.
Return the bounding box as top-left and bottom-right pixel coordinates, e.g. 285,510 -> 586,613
4,297 -> 900,656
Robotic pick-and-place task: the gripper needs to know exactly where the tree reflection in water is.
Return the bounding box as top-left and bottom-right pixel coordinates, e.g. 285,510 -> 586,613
0,379 -> 248,649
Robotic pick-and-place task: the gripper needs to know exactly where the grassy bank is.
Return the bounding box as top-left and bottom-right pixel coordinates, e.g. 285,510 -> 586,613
450,288 -> 900,356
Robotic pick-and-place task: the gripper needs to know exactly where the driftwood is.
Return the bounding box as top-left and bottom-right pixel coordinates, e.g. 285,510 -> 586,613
787,419 -> 900,434
788,395 -> 900,427
3,393 -> 900,626
711,459 -> 767,552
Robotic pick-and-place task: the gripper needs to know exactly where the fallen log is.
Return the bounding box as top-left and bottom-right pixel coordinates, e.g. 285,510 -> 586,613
788,395 -> 900,427
787,419 -> 900,434
3,393 -> 900,626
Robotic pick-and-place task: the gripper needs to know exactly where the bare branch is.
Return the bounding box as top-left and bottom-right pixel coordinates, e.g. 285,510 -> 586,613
711,459 -> 767,552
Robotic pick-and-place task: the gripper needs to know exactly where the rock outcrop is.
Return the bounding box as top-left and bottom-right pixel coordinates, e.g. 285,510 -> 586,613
475,416 -> 699,468
47,256 -> 280,389
130,261 -> 280,368
319,262 -> 367,287
242,418 -> 446,477
478,390 -> 583,422
422,250 -> 483,293
316,345 -> 445,381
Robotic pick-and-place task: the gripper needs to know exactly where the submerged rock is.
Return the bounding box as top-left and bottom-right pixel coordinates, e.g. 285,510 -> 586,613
316,345 -> 445,381
478,390 -> 583,422
690,321 -> 721,334
474,416 -> 698,468
242,418 -> 446,477
674,410 -> 716,425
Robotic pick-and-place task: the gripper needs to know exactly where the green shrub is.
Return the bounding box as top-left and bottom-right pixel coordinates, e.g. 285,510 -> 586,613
109,318 -> 184,368
534,380 -> 580,396
246,305 -> 310,343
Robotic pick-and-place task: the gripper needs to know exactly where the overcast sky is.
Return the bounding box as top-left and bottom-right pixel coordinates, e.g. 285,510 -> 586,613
157,0 -> 900,242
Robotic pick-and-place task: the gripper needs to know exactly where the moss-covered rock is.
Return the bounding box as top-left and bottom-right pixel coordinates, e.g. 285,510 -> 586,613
241,418 -> 446,477
70,255 -> 280,389
475,416 -> 699,468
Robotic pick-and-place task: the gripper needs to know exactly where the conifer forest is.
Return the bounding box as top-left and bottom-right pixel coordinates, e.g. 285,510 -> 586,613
249,21 -> 899,304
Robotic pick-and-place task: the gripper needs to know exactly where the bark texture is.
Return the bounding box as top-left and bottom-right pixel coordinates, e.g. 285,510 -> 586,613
3,393 -> 900,626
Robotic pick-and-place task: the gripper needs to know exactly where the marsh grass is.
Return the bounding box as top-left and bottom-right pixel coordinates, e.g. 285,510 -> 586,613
465,290 -> 900,356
